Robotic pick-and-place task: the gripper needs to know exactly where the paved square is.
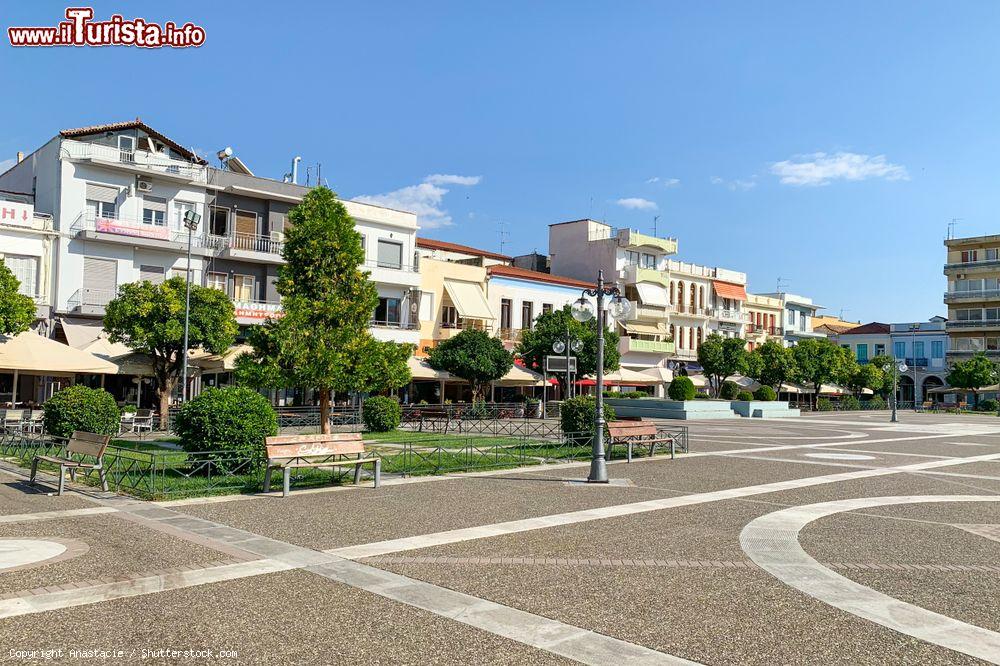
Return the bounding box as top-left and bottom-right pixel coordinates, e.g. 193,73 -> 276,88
2,412 -> 1000,664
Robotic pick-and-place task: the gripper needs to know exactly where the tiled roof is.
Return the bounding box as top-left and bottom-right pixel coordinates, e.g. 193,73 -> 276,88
487,264 -> 594,289
840,322 -> 890,335
417,237 -> 512,261
60,118 -> 207,165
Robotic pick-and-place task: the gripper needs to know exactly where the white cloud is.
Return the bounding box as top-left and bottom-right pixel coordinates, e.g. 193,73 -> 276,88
0,158 -> 16,174
424,174 -> 482,186
770,151 -> 909,186
645,176 -> 680,187
711,176 -> 756,191
355,174 -> 481,229
616,197 -> 658,211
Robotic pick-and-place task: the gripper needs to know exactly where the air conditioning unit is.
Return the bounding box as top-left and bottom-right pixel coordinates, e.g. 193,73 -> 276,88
136,179 -> 153,193
270,231 -> 285,243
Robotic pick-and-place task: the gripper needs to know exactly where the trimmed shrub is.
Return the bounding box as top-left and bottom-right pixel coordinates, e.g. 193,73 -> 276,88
174,387 -> 277,468
719,381 -> 740,400
867,396 -> 887,410
363,396 -> 402,432
43,385 -> 120,438
978,398 -> 999,412
668,376 -> 696,401
840,396 -> 861,410
753,386 -> 777,401
817,397 -> 834,411
560,396 -> 616,442
736,390 -> 754,401
694,392 -> 710,399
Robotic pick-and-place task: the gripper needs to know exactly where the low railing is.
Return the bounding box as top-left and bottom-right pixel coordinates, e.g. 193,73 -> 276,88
62,139 -> 207,182
671,306 -> 710,316
712,308 -> 747,322
66,287 -> 116,312
370,319 -> 419,330
363,259 -> 420,273
944,289 -> 1000,300
946,320 -> 1000,329
72,212 -> 184,243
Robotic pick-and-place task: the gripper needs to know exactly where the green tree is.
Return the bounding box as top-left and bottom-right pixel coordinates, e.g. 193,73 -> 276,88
947,353 -> 997,407
516,305 -> 619,395
845,363 -> 885,398
869,354 -> 895,398
791,338 -> 854,409
426,329 -> 513,401
234,186 -> 411,431
0,260 -> 35,335
697,334 -> 748,397
746,340 -> 797,391
104,277 -> 237,429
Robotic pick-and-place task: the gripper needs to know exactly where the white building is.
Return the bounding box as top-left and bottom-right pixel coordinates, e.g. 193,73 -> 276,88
0,191 -> 57,332
758,291 -> 825,346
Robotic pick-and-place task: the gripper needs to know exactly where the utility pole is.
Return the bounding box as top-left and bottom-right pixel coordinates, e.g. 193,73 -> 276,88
652,215 -> 660,237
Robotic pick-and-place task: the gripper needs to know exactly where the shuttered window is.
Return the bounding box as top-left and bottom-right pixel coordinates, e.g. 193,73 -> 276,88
377,240 -> 403,269
139,265 -> 165,284
3,255 -> 38,296
142,196 -> 167,226
85,183 -> 119,203
83,257 -> 117,297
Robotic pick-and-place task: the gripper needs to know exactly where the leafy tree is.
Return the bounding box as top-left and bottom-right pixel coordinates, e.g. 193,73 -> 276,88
426,329 -> 513,401
791,338 -> 854,410
668,376 -> 696,401
746,340 -> 797,391
845,363 -> 885,398
697,334 -> 748,397
234,186 -> 411,431
516,305 -> 619,396
104,277 -> 237,429
947,353 -> 997,407
869,355 -> 895,398
0,260 -> 35,335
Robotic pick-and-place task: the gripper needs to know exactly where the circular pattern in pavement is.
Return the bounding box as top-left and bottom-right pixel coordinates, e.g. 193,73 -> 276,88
803,452 -> 876,461
0,538 -> 88,573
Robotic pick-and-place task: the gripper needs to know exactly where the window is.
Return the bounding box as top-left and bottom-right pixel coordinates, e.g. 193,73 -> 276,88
840,344 -> 850,351
641,253 -> 656,268
500,298 -> 512,331
377,240 -> 403,269
542,303 -> 553,315
207,272 -> 228,292
932,340 -> 944,359
174,201 -> 198,231
233,275 -> 254,301
856,344 -> 868,363
956,308 -> 979,321
441,305 -> 458,327
3,255 -> 38,297
118,135 -> 135,152
374,297 -> 401,325
624,250 -> 640,266
787,309 -> 796,325
988,248 -> 999,261
914,341 -> 925,358
955,337 -> 985,352
894,341 -> 906,358
987,308 -> 1000,320
961,250 -> 978,263
988,337 -> 1000,352
142,196 -> 167,227
209,207 -> 230,236
139,265 -> 165,284
874,343 -> 885,356
521,301 -> 534,329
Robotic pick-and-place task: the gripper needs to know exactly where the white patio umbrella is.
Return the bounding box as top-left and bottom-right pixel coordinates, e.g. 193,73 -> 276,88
0,331 -> 118,405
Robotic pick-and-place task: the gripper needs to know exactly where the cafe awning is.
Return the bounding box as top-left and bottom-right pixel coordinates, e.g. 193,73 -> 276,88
712,281 -> 748,301
579,367 -> 661,386
635,283 -> 669,307
193,344 -> 255,372
59,317 -> 105,349
81,337 -> 155,376
408,356 -> 451,380
495,363 -> 546,387
443,279 -> 495,320
624,321 -> 666,336
0,331 -> 119,374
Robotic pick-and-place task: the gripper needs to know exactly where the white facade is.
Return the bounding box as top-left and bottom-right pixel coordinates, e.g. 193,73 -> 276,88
0,195 -> 58,329
485,268 -> 596,346
758,292 -> 825,346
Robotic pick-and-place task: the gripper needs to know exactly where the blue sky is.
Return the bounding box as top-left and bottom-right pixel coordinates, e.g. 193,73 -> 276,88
4,1 -> 1000,323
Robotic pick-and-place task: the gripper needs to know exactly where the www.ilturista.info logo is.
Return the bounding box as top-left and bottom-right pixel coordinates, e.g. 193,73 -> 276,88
8,7 -> 205,48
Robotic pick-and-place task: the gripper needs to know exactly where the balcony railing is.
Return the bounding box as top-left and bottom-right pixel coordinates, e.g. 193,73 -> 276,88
712,308 -> 747,323
204,232 -> 284,256
67,287 -> 116,313
903,357 -> 929,368
746,324 -> 782,335
62,139 -> 207,182
670,305 -> 710,317
370,319 -> 419,330
623,337 -> 675,354
946,320 -> 1000,329
945,258 -> 1000,271
944,289 -> 1000,301
363,259 -> 420,274
73,212 -> 185,243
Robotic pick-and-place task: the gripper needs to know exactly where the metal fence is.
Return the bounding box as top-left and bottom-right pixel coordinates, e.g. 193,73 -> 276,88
0,424 -> 689,501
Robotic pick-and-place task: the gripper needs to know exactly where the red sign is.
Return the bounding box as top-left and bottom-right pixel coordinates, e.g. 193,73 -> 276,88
95,217 -> 170,240
0,201 -> 33,227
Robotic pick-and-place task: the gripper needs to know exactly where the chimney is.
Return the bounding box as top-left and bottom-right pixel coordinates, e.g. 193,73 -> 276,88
16,151 -> 23,163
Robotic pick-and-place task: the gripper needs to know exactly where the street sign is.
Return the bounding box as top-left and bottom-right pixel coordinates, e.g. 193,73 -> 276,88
545,356 -> 578,372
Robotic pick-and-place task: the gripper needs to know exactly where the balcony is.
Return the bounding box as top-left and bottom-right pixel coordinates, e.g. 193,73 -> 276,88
669,305 -> 710,318
620,337 -> 675,355
66,287 -> 115,315
746,324 -> 782,336
903,357 -> 929,368
362,259 -> 422,288
944,289 -> 1000,303
673,349 -> 698,360
946,319 -> 1000,330
202,232 -> 284,263
437,319 -> 492,340
62,139 -> 207,183
712,308 -> 747,323
72,212 -> 187,247
623,264 -> 670,288
233,298 -> 283,324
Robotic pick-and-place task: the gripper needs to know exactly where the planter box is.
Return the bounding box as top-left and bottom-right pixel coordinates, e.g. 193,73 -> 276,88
730,400 -> 800,419
606,398 -> 738,420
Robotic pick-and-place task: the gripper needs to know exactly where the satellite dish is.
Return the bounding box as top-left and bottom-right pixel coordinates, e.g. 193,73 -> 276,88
216,146 -> 233,161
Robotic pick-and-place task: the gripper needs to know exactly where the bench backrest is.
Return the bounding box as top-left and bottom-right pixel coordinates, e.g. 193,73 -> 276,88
607,421 -> 658,438
4,410 -> 24,421
67,431 -> 112,458
265,433 -> 365,460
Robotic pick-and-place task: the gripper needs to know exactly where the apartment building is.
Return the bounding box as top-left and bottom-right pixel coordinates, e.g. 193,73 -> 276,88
757,291 -> 825,346
0,191 -> 57,332
0,119 -> 421,348
745,293 -> 784,350
943,233 -> 1000,361
665,259 -> 748,363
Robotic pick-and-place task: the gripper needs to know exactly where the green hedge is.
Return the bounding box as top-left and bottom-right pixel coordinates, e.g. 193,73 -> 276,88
560,396 -> 615,443
668,376 -> 696,401
363,396 -> 402,432
978,398 -> 999,412
753,386 -> 777,401
868,396 -> 887,410
174,387 -> 277,468
719,381 -> 740,400
736,390 -> 754,401
817,397 -> 834,411
43,385 -> 120,438
840,396 -> 861,410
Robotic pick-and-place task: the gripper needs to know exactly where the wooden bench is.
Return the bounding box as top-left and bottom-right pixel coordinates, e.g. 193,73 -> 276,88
416,408 -> 453,433
30,431 -> 111,495
264,433 -> 381,497
607,420 -> 676,462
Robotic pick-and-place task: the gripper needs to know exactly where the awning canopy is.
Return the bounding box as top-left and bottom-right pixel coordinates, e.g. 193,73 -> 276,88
635,283 -> 669,307
641,367 -> 673,383
580,367 -> 661,386
192,344 -> 254,372
624,321 -> 666,336
408,356 -> 452,380
81,337 -> 155,375
0,331 -> 119,374
443,279 -> 495,320
59,317 -> 105,349
495,364 -> 546,387
713,281 -> 748,301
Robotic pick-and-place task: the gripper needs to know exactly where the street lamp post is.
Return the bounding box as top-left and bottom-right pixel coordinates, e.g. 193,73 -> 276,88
180,209 -> 202,403
552,329 -> 584,400
890,360 -> 908,423
910,323 -> 920,411
571,269 -> 631,483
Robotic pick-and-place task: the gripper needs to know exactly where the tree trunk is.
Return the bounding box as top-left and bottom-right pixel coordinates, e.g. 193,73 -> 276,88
319,389 -> 331,434
158,377 -> 175,431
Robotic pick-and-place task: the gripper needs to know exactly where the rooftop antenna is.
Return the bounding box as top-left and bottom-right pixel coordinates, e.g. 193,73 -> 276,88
496,220 -> 510,255
838,308 -> 850,321
652,215 -> 660,237
776,276 -> 790,294
947,218 -> 962,240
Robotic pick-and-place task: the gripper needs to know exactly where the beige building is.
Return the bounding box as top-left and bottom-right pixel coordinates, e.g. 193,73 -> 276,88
943,233 -> 1000,361
745,293 -> 784,350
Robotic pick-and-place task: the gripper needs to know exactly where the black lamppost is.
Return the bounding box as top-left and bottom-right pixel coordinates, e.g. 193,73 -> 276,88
571,270 -> 631,483
552,330 -> 583,399
180,209 -> 201,402
890,360 -> 908,423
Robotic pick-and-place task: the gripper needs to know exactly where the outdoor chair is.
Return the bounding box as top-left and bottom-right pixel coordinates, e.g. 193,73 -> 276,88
119,412 -> 135,435
133,409 -> 155,435
2,409 -> 25,433
26,410 -> 44,433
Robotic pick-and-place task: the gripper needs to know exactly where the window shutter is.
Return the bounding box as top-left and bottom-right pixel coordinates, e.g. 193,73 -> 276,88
83,257 -> 117,292
85,183 -> 119,203
3,255 -> 37,296
143,196 -> 167,212
139,265 -> 165,284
